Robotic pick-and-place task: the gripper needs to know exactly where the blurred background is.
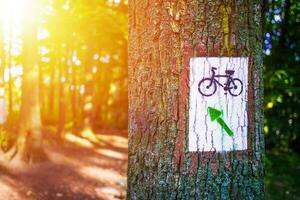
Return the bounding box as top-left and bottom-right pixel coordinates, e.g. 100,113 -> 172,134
0,0 -> 298,199
263,0 -> 300,199
0,0 -> 128,133
0,0 -> 128,199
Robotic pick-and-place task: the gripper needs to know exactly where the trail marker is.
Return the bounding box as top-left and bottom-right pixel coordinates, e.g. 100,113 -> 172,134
208,106 -> 234,137
189,57 -> 248,152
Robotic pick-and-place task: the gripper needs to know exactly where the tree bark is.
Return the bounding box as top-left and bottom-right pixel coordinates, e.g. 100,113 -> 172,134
15,1 -> 46,163
128,0 -> 264,199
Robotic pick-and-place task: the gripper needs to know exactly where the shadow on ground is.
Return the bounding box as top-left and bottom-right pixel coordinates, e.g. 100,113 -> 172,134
0,130 -> 128,200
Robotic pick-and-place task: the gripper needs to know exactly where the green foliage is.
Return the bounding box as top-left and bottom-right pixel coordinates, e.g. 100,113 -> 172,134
263,0 -> 300,151
265,151 -> 300,199
263,0 -> 300,198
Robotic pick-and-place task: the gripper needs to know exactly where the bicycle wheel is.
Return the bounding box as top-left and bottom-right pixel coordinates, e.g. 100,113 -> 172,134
228,78 -> 243,96
198,78 -> 217,97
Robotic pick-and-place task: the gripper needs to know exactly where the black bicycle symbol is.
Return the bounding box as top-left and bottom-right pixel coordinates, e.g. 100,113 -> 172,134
198,67 -> 243,97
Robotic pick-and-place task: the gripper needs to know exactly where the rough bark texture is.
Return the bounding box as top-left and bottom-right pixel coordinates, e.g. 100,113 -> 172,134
128,0 -> 264,199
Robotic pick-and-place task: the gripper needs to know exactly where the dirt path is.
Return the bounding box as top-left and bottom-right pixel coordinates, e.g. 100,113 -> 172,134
0,131 -> 128,200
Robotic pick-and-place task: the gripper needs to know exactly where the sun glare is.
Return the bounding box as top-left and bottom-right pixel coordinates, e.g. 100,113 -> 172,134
0,0 -> 41,43
0,0 -> 26,31
0,0 -> 43,84
0,0 -> 29,58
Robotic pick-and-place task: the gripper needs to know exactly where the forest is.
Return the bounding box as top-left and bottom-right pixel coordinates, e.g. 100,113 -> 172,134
263,0 -> 300,199
0,0 -> 299,199
0,0 -> 128,199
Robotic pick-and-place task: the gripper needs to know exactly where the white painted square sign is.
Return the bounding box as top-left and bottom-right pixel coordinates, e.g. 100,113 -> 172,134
189,57 -> 248,152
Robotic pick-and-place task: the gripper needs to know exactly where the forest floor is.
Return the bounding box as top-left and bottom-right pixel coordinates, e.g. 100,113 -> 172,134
0,129 -> 128,200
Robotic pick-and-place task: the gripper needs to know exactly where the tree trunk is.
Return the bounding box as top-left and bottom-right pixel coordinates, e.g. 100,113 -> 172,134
15,2 -> 46,163
57,48 -> 66,137
71,49 -> 78,134
128,0 -> 264,199
48,54 -> 56,114
7,23 -> 13,123
82,41 -> 95,130
0,26 -> 6,126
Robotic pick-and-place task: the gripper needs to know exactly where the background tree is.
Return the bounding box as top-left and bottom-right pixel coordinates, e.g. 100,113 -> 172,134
11,1 -> 45,162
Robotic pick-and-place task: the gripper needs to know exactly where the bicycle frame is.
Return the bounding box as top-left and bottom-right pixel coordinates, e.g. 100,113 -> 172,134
209,72 -> 234,89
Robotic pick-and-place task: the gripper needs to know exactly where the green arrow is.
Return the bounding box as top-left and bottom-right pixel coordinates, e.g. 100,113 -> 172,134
208,106 -> 234,136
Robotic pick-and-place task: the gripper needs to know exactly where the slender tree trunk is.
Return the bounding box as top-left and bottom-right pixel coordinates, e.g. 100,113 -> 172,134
48,55 -> 56,114
57,49 -> 66,137
0,27 -> 6,126
82,41 -> 94,130
7,24 -> 13,122
71,49 -> 78,134
38,56 -> 45,122
128,0 -> 264,199
93,62 -> 109,128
